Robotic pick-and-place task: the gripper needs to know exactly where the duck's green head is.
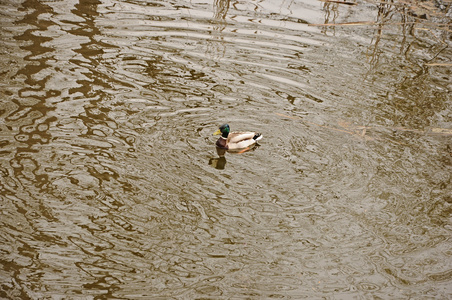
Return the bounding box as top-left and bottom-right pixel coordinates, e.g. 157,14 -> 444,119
213,124 -> 230,138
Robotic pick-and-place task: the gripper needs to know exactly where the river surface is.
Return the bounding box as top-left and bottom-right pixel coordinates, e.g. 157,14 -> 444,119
1,0 -> 451,298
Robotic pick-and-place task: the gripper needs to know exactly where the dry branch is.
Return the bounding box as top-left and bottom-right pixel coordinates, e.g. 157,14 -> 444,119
318,0 -> 358,5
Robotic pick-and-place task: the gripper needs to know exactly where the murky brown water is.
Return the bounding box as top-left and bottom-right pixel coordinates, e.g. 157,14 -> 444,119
1,0 -> 451,298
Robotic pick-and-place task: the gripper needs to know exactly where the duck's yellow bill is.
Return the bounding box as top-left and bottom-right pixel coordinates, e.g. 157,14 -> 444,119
213,129 -> 221,135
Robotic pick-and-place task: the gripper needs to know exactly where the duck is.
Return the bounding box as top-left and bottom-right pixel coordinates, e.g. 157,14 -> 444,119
213,124 -> 263,150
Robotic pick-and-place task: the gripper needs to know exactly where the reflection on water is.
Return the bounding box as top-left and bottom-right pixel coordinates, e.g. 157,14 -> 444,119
0,0 -> 451,298
208,145 -> 261,169
209,147 -> 227,170
213,0 -> 230,22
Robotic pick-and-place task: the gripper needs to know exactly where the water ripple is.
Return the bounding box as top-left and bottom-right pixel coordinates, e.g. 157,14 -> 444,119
0,0 -> 451,298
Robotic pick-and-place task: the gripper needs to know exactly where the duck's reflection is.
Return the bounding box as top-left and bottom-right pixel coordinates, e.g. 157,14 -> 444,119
209,157 -> 227,169
208,145 -> 260,170
208,147 -> 227,169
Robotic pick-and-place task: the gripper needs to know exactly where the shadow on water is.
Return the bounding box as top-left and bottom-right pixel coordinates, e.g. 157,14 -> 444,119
2,0 -> 60,296
0,0 -> 130,298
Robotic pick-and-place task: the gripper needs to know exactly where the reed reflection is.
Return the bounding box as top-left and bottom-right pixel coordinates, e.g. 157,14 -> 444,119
364,1 -> 450,129
319,0 -> 450,130
213,0 -> 230,26
321,2 -> 339,35
207,0 -> 230,60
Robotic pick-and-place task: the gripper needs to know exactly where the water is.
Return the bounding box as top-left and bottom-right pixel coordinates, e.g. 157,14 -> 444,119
1,0 -> 451,298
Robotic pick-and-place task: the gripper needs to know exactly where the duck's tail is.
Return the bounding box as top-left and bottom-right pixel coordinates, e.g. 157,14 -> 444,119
253,133 -> 263,141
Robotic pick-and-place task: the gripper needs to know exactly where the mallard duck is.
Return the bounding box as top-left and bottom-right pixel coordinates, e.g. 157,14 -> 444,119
213,124 -> 263,150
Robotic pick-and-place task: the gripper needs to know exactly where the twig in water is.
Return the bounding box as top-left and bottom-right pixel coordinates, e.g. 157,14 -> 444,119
318,0 -> 358,5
